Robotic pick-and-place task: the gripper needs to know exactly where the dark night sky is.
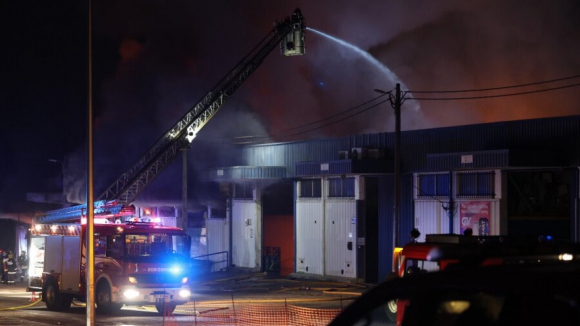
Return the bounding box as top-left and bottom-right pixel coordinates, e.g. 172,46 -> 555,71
1,0 -> 580,213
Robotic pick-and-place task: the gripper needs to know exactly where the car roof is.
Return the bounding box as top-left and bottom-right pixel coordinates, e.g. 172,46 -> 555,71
328,261 -> 580,326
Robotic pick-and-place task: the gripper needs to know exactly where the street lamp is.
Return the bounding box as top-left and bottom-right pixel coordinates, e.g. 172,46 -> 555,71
48,158 -> 65,205
374,84 -> 403,261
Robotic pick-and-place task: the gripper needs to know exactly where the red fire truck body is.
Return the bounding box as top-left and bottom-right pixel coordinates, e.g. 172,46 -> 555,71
390,234 -> 577,325
28,220 -> 192,314
393,234 -> 480,278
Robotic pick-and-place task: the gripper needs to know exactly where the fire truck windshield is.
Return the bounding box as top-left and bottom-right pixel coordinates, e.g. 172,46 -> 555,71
125,233 -> 189,257
403,258 -> 438,276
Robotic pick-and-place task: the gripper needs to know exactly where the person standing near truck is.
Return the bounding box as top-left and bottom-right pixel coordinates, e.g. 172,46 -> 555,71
0,250 -> 5,283
1,250 -> 9,283
18,251 -> 28,282
5,251 -> 17,284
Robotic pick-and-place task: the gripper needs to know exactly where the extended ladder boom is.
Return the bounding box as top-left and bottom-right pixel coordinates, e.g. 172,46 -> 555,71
37,9 -> 305,223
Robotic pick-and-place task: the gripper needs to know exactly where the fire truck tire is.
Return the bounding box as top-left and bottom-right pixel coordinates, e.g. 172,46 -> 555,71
96,281 -> 123,314
45,280 -> 66,311
62,294 -> 73,310
385,299 -> 397,321
155,302 -> 177,315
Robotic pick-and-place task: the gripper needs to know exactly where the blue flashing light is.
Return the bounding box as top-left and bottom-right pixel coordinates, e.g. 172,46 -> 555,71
170,265 -> 182,274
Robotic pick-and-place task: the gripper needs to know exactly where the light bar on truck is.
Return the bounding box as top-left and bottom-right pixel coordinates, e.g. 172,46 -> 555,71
81,217 -> 112,224
31,224 -> 81,236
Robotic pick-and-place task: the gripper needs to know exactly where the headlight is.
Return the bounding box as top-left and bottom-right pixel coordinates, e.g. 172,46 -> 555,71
559,253 -> 573,261
179,289 -> 191,298
181,277 -> 189,284
124,289 -> 140,299
128,276 -> 137,284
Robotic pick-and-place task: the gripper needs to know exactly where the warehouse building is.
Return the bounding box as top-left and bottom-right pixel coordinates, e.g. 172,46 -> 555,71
202,115 -> 580,283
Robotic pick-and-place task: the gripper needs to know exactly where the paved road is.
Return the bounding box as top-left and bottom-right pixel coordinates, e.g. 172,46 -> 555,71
0,272 -> 370,325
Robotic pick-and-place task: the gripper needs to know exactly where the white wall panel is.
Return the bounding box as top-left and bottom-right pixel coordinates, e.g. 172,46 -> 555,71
296,200 -> 324,275
414,201 -> 447,242
231,200 -> 261,269
205,218 -> 230,272
161,216 -> 176,227
415,200 -> 502,237
324,199 -> 357,278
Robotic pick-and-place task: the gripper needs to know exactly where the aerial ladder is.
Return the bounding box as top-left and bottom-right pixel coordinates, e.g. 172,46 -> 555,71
37,9 -> 306,224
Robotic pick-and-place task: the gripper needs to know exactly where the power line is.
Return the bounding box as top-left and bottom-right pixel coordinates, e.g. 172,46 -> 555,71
409,82 -> 580,101
221,74 -> 580,143
276,98 -> 391,139
277,92 -> 390,133
408,74 -> 580,94
210,93 -> 392,144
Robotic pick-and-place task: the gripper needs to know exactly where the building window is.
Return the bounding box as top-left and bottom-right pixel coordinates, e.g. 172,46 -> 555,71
328,177 -> 355,198
299,179 -> 322,198
417,173 -> 450,198
457,171 -> 495,198
234,183 -> 254,199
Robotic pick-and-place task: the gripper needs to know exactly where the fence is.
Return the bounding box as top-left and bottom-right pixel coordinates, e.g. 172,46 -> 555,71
162,298 -> 352,326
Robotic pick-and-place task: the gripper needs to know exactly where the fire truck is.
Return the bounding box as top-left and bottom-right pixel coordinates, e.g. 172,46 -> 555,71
392,234 -> 480,278
28,208 -> 192,314
388,233 -> 579,325
28,9 -> 306,314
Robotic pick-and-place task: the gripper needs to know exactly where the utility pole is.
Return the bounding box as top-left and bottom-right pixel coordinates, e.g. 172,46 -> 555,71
393,83 -> 401,249
86,0 -> 95,324
375,84 -> 403,264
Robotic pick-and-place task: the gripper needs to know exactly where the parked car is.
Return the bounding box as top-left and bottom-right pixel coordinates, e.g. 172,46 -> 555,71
328,259 -> 580,326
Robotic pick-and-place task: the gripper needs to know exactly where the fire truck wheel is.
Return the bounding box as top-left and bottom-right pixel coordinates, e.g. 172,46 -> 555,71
155,302 -> 177,315
96,281 -> 123,314
45,280 -> 65,311
385,299 -> 397,321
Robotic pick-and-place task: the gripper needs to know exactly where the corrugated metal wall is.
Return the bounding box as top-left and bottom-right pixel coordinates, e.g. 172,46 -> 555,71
414,200 -> 501,236
205,218 -> 229,272
377,176 -> 393,280
376,174 -> 415,281
427,150 -> 510,171
295,200 -> 324,275
399,174 -> 415,245
414,201 -> 449,239
573,168 -> 580,242
213,116 -> 580,177
208,115 -> 580,281
324,199 -> 357,278
213,166 -> 287,179
231,200 -> 261,269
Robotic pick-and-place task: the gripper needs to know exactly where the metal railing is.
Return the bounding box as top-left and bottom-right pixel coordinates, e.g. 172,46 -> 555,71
192,251 -> 229,273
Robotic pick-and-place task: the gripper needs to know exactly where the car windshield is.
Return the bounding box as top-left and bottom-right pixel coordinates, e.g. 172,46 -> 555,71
125,233 -> 189,257
404,258 -> 438,276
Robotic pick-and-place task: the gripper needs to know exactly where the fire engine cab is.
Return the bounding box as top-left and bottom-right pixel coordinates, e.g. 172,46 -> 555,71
28,208 -> 192,315
393,234 -> 480,278
388,233 -> 578,325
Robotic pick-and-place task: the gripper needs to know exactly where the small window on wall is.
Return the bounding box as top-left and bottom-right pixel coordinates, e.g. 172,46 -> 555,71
299,179 -> 321,198
416,173 -> 450,198
328,177 -> 355,198
234,183 -> 254,199
457,171 -> 495,198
